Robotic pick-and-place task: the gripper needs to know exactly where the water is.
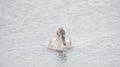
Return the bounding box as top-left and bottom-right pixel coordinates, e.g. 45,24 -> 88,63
0,0 -> 120,67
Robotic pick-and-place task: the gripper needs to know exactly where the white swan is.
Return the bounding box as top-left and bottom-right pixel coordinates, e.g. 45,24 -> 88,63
48,28 -> 72,51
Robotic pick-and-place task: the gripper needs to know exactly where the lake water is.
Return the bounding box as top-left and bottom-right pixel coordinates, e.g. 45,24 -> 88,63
0,0 -> 120,67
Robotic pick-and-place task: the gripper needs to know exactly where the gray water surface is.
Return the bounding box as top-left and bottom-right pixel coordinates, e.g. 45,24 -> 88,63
0,0 -> 120,67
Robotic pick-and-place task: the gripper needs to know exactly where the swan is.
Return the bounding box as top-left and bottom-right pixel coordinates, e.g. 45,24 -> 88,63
48,28 -> 72,51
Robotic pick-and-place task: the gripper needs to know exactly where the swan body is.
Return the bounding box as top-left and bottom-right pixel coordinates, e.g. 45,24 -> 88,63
48,28 -> 72,51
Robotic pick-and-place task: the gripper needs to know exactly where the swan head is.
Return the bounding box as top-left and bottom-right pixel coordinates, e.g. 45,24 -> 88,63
56,28 -> 66,46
